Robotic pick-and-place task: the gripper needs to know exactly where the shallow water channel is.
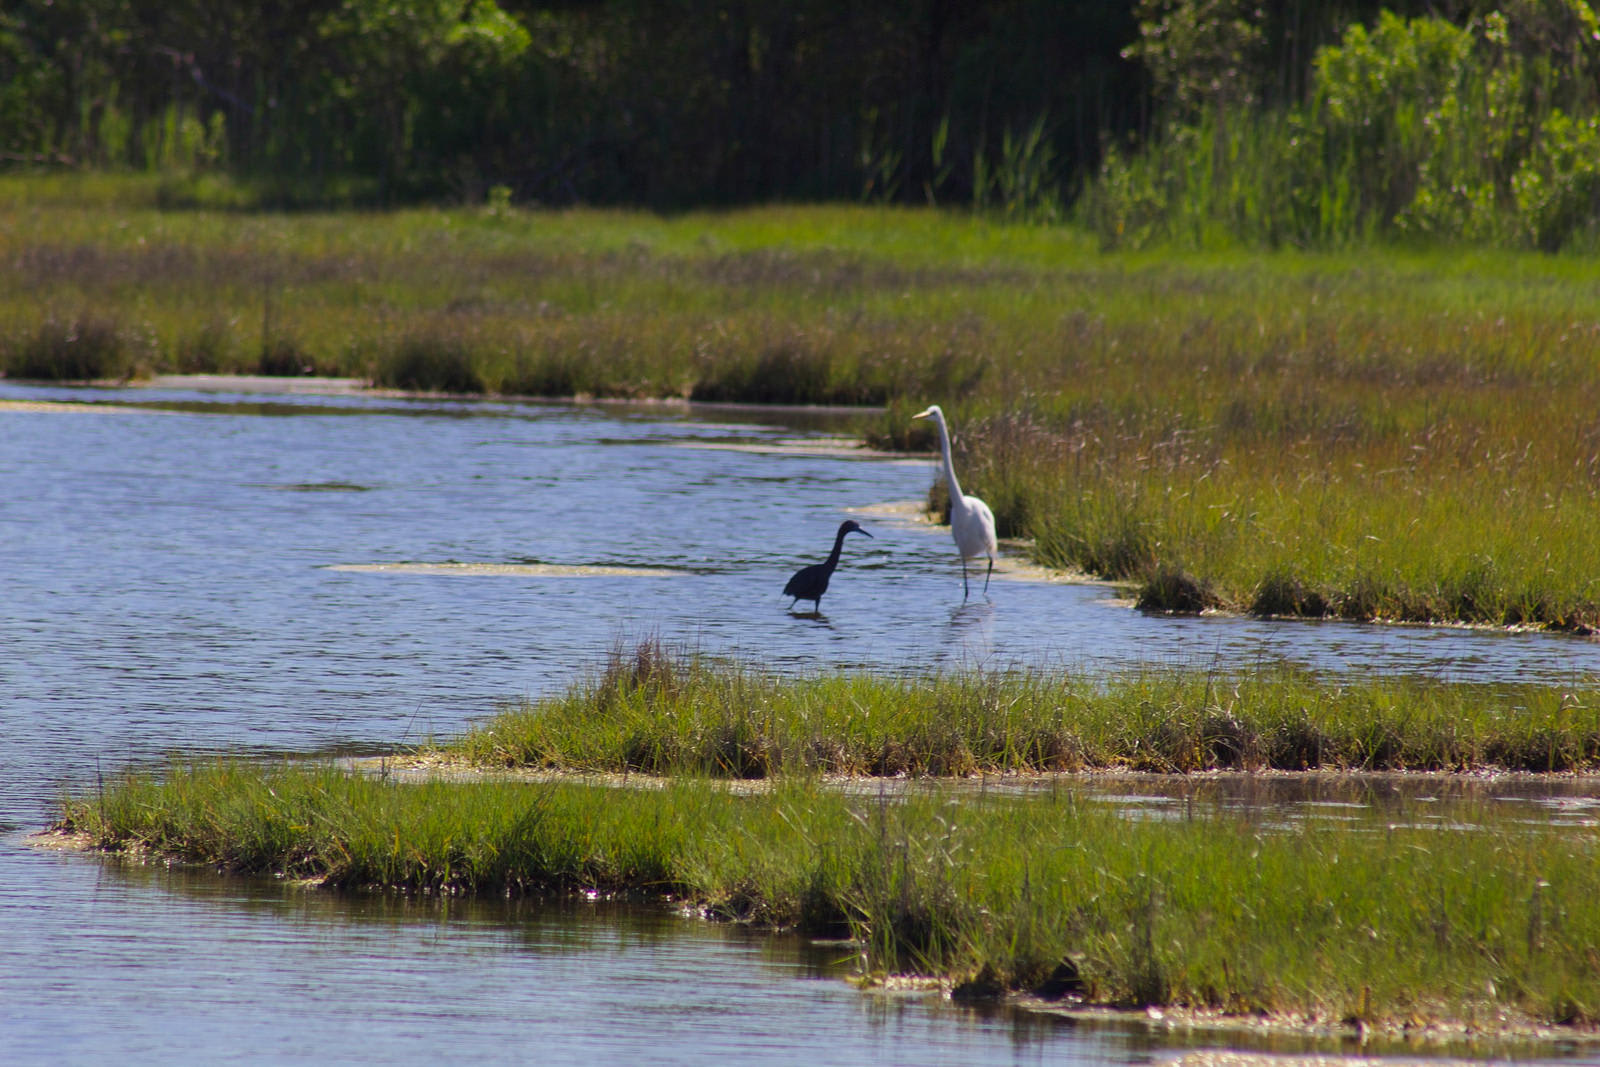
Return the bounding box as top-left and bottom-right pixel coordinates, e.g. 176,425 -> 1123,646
5,379 -> 1600,1064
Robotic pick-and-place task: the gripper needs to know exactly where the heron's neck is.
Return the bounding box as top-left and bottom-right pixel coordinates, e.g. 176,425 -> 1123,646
825,529 -> 849,569
935,418 -> 966,506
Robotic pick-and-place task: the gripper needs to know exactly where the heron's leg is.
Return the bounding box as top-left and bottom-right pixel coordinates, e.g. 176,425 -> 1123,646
961,555 -> 969,600
984,556 -> 993,593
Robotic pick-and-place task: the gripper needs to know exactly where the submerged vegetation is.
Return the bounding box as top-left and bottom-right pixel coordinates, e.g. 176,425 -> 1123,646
55,759 -> 1600,1030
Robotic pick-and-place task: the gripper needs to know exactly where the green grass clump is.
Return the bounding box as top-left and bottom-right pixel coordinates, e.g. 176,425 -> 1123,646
1,313 -> 138,380
55,761 -> 1600,1030
449,646 -> 1600,777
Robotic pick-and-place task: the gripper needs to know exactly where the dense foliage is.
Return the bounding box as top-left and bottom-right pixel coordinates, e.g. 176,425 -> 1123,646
0,0 -> 1465,212
0,0 -> 1146,207
8,0 -> 1598,244
1089,0 -> 1600,249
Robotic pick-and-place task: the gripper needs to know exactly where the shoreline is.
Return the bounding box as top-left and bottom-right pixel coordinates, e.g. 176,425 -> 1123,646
357,755 -> 1600,789
2,372 -> 889,416
5,374 -> 1590,636
26,820 -> 1596,1054
1,372 -> 1595,636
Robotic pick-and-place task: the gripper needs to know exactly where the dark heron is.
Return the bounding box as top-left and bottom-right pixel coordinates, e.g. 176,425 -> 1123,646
783,519 -> 872,611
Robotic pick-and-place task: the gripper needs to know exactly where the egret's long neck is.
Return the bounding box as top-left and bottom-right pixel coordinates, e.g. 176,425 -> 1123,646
934,416 -> 965,506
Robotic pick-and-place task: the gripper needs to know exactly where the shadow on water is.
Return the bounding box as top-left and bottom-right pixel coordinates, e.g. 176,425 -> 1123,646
949,998 -> 1595,1064
102,856 -> 753,955
54,856 -> 1121,1062
787,608 -> 834,626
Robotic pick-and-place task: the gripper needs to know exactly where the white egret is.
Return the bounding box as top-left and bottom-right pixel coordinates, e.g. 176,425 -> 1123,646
783,519 -> 873,611
913,404 -> 997,599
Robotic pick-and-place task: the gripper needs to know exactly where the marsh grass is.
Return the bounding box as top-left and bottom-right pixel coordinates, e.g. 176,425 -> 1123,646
55,760 -> 1600,1028
1,313 -> 137,380
8,176 -> 1600,626
450,648 -> 1600,776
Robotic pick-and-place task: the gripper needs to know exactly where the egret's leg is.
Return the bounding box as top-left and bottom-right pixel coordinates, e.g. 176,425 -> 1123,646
961,555 -> 970,600
984,556 -> 993,593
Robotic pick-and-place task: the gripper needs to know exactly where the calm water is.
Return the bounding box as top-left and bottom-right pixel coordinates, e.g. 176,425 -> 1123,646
5,379 -> 1600,1064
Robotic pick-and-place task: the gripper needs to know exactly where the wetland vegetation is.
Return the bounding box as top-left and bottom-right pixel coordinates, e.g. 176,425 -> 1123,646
54,755 -> 1600,1033
451,645 -> 1600,777
7,178 -> 1600,629
50,645 -> 1600,1033
15,0 -> 1600,1051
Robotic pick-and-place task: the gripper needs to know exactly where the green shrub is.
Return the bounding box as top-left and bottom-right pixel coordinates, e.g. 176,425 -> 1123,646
1515,110 -> 1600,251
1094,3 -> 1600,250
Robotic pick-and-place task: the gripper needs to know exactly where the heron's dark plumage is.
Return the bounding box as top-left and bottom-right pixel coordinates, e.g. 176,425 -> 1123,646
784,520 -> 871,610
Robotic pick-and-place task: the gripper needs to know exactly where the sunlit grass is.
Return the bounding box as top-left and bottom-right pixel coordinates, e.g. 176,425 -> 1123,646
6,175 -> 1600,625
448,644 -> 1600,777
55,759 -> 1600,1030
943,393 -> 1600,627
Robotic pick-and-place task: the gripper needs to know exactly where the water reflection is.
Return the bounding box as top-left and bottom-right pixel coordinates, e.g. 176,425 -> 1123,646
942,600 -> 998,666
791,611 -> 837,628
7,849 -> 1143,1067
20,848 -> 1590,1065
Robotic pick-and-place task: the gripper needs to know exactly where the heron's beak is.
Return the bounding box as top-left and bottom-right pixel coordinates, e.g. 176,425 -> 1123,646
911,407 -> 934,420
857,528 -> 874,538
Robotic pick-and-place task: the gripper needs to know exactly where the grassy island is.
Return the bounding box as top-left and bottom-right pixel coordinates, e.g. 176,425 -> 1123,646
56,760 -> 1600,1035
451,644 -> 1600,777
54,651 -> 1600,1036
